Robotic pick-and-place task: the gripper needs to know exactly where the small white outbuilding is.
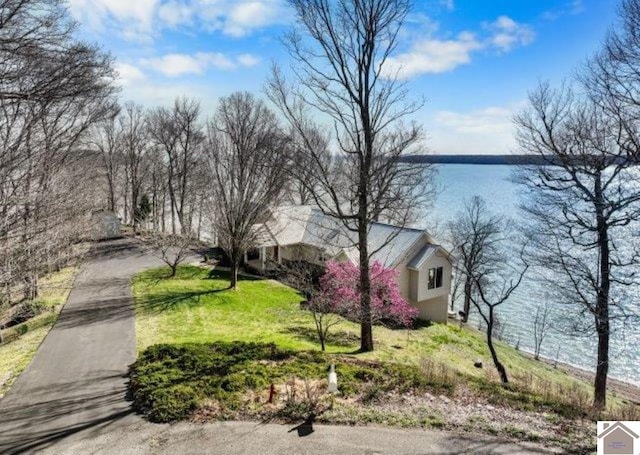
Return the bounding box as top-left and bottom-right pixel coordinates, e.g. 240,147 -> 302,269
90,210 -> 122,240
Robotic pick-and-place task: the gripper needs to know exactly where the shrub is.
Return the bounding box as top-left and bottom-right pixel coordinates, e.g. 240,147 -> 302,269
146,384 -> 199,422
7,300 -> 48,327
129,341 -> 462,423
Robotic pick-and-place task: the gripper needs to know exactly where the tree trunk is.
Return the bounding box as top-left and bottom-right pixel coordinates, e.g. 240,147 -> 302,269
463,277 -> 472,322
594,323 -> 609,410
313,314 -> 326,351
108,180 -> 116,213
358,217 -> 373,352
230,252 -> 239,290
593,172 -> 610,410
487,310 -> 508,383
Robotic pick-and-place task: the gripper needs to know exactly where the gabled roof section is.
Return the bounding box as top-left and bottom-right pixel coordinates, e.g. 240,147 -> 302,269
598,422 -> 639,439
252,222 -> 278,246
367,222 -> 425,268
407,245 -> 438,271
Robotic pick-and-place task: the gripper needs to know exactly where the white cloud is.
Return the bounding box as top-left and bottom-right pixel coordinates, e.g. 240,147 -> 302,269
485,15 -> 535,52
384,32 -> 481,79
119,80 -> 220,113
69,0 -> 158,40
429,104 -> 524,154
440,0 -> 454,11
157,1 -> 196,28
237,53 -> 261,67
70,0 -> 289,41
542,0 -> 584,21
115,62 -> 147,86
386,15 -> 535,80
142,52 -> 260,77
225,1 -> 284,36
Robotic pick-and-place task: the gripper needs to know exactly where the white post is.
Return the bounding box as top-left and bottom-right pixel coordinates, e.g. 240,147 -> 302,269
277,246 -> 282,264
260,247 -> 266,270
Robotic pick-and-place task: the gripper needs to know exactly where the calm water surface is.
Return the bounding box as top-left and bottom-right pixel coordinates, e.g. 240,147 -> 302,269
428,164 -> 640,385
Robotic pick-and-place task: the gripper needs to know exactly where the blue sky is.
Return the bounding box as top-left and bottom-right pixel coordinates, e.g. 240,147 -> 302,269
69,0 -> 618,154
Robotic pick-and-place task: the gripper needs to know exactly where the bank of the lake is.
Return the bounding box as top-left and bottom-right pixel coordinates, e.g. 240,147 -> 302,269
429,164 -> 640,386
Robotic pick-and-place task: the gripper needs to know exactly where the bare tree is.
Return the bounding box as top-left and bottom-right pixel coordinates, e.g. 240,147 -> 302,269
276,259 -> 341,352
469,250 -> 528,384
120,102 -> 150,229
266,0 -> 435,352
514,82 -> 640,409
91,110 -> 123,213
447,196 -> 506,323
205,92 -> 289,289
532,298 -> 553,361
143,233 -> 194,278
148,98 -> 204,236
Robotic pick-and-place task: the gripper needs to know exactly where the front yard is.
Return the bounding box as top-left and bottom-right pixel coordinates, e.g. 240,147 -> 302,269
131,265 -> 639,453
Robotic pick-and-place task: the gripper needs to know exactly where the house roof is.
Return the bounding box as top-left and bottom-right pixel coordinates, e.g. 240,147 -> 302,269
598,422 -> 639,439
256,205 -> 439,268
407,245 -> 438,271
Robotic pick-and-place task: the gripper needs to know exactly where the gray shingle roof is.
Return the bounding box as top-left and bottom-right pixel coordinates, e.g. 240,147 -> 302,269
407,245 -> 437,270
256,205 -> 431,268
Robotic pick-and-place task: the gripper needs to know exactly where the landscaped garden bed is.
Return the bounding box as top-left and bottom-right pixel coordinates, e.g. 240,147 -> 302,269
129,340 -> 597,452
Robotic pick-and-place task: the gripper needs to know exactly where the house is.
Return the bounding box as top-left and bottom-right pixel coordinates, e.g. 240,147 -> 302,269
598,421 -> 639,455
246,206 -> 452,323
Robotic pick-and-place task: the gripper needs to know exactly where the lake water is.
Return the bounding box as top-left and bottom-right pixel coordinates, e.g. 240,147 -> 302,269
428,164 -> 640,385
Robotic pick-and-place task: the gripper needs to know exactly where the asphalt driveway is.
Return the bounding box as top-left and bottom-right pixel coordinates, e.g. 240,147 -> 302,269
0,238 -> 165,454
0,238 -> 562,455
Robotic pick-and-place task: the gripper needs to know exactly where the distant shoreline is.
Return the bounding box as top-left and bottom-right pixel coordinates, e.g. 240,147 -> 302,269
401,155 -> 552,165
402,154 -> 633,166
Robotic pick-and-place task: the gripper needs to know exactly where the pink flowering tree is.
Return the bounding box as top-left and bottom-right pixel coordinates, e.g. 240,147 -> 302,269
308,260 -> 418,349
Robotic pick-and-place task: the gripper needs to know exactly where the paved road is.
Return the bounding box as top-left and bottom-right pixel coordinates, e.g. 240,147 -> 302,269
0,239 -> 562,455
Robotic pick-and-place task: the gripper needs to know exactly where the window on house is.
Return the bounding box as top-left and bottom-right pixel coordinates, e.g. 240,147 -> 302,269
428,266 -> 443,290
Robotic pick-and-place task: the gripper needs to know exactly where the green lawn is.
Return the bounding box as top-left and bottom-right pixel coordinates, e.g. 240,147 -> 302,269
133,265 -> 592,398
134,266 -> 326,352
0,266 -> 78,396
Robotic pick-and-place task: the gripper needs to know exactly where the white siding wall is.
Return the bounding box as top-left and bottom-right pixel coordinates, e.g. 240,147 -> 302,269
415,252 -> 452,302
394,244 -> 451,324
414,295 -> 449,323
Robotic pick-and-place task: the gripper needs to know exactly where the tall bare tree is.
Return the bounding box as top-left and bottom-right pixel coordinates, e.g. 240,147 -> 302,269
447,196 -> 506,323
148,98 -> 204,236
92,110 -> 123,213
515,82 -> 640,409
120,102 -> 149,229
266,0 -> 434,352
205,92 -> 289,289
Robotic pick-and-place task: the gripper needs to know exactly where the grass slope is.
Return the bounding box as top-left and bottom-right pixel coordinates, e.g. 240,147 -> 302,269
133,265 -> 590,396
133,265 -> 640,452
0,266 -> 78,396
